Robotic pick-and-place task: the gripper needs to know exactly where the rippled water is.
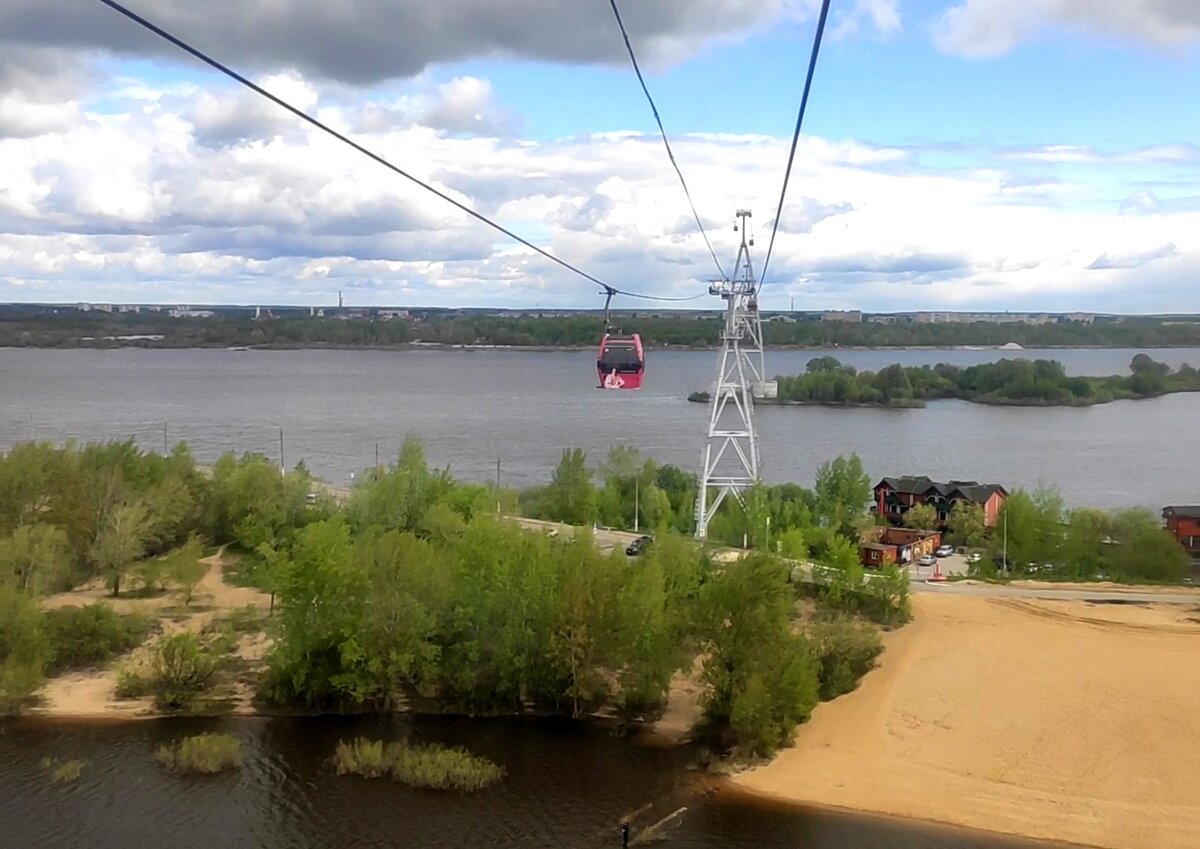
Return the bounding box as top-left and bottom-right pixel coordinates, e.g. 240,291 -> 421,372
0,716 -> 1069,849
2,346 -> 1197,508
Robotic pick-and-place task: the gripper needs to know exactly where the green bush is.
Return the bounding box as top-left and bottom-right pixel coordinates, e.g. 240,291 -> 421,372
45,605 -> 153,674
333,737 -> 504,791
156,732 -> 242,774
114,665 -> 153,699
149,632 -> 217,711
809,616 -> 883,700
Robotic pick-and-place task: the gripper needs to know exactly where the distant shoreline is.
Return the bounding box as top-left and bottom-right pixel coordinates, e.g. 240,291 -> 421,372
5,341 -> 1200,354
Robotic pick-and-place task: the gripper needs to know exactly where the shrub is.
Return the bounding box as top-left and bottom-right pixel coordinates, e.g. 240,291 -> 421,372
45,605 -> 154,674
333,737 -> 504,791
808,617 -> 883,701
114,665 -> 153,699
149,633 -> 217,711
156,733 -> 242,774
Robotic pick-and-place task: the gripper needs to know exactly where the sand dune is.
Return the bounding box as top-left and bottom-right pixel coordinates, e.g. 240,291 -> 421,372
735,594 -> 1200,849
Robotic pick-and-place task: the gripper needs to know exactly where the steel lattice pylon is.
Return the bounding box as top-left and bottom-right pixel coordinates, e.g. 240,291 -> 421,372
694,209 -> 772,540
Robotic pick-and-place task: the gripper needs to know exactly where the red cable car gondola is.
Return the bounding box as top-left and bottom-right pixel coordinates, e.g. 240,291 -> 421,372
596,287 -> 644,390
597,332 -> 644,390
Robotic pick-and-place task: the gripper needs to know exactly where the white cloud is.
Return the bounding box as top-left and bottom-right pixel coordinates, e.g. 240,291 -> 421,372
2,73 -> 1200,312
934,0 -> 1200,58
832,0 -> 902,41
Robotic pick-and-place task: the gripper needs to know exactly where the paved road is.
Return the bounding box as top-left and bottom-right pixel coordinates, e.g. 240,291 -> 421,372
912,580 -> 1200,605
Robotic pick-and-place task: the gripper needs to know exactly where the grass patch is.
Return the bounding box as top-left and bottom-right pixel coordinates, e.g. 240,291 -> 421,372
155,733 -> 242,774
221,549 -> 273,591
40,757 -> 85,783
333,737 -> 504,791
45,605 -> 155,674
225,604 -> 268,633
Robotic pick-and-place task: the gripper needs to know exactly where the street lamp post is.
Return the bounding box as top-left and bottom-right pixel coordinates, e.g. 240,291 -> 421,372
634,478 -> 640,534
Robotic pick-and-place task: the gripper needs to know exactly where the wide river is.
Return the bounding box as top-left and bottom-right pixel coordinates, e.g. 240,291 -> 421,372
0,715 -> 1071,849
1,346 -> 1198,509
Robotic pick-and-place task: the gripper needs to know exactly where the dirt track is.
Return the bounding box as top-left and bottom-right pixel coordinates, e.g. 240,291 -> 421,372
735,593 -> 1200,849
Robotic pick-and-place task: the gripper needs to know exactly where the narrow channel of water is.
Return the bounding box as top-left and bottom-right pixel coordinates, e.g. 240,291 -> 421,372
0,715 -> 1075,849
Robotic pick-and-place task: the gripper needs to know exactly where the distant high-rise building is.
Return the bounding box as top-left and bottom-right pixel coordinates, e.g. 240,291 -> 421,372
338,291 -> 343,309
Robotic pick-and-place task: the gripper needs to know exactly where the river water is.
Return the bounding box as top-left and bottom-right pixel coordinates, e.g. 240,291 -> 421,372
1,346 -> 1198,509
0,715 -> 1069,849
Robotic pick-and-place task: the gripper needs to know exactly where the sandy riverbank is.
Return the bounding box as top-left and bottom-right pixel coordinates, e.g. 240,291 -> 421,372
32,552 -> 272,720
734,593 -> 1200,849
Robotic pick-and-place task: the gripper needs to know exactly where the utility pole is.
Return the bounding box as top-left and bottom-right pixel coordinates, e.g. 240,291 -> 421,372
495,459 -> 502,515
278,427 -> 285,476
695,209 -> 774,540
766,514 -> 771,552
162,421 -> 168,456
634,477 -> 640,534
374,440 -> 380,474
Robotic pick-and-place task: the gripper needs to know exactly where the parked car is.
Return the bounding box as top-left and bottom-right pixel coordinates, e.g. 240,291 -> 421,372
917,554 -> 937,567
625,535 -> 653,556
965,551 -> 983,564
935,544 -> 954,558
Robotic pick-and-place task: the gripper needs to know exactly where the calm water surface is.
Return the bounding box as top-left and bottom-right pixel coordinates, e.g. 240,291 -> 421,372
0,716 -> 1069,849
1,346 -> 1197,508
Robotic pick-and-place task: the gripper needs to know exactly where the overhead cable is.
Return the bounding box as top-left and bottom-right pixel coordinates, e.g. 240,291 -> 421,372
92,0 -> 698,305
759,0 -> 833,287
607,0 -> 728,282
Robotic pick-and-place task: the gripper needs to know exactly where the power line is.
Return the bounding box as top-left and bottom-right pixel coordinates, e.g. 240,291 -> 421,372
759,0 -> 833,288
607,0 -> 727,282
92,0 -> 697,305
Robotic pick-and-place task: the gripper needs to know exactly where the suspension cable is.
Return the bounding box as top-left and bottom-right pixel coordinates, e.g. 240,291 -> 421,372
759,0 -> 833,288
607,0 -> 727,282
92,0 -> 700,305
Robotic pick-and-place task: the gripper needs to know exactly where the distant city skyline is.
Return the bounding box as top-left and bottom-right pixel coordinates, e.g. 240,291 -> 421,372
1,1 -> 1198,312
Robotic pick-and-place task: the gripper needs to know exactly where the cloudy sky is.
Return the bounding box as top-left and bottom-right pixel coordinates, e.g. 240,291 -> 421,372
1,0 -> 1198,312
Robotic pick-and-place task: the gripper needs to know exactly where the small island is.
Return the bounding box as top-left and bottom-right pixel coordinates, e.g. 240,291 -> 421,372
688,354 -> 1200,408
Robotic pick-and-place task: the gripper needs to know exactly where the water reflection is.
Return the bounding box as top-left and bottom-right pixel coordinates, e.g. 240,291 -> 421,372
0,716 -> 1069,849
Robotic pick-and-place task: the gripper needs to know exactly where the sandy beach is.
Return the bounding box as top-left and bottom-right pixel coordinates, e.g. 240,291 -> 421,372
32,552 -> 272,720
735,593 -> 1200,849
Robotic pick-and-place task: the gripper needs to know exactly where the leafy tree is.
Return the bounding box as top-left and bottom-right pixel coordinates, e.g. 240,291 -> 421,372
902,503 -> 938,530
947,502 -> 987,549
90,501 -> 152,596
545,449 -> 596,526
1105,509 -> 1189,582
813,454 -> 871,536
0,525 -> 71,593
1061,508 -> 1110,578
165,535 -> 208,607
0,584 -> 48,712
697,554 -> 820,755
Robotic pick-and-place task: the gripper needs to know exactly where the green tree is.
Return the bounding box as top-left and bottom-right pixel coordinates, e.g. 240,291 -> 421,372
697,554 -> 820,755
902,503 -> 938,530
947,502 -> 987,549
0,584 -> 48,712
1061,508 -> 1110,579
545,449 -> 596,526
813,454 -> 871,536
165,535 -> 208,607
1105,509 -> 1189,582
0,525 -> 71,593
90,501 -> 152,596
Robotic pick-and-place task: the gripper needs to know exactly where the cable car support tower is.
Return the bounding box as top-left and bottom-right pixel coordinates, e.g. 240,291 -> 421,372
694,209 -> 774,539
